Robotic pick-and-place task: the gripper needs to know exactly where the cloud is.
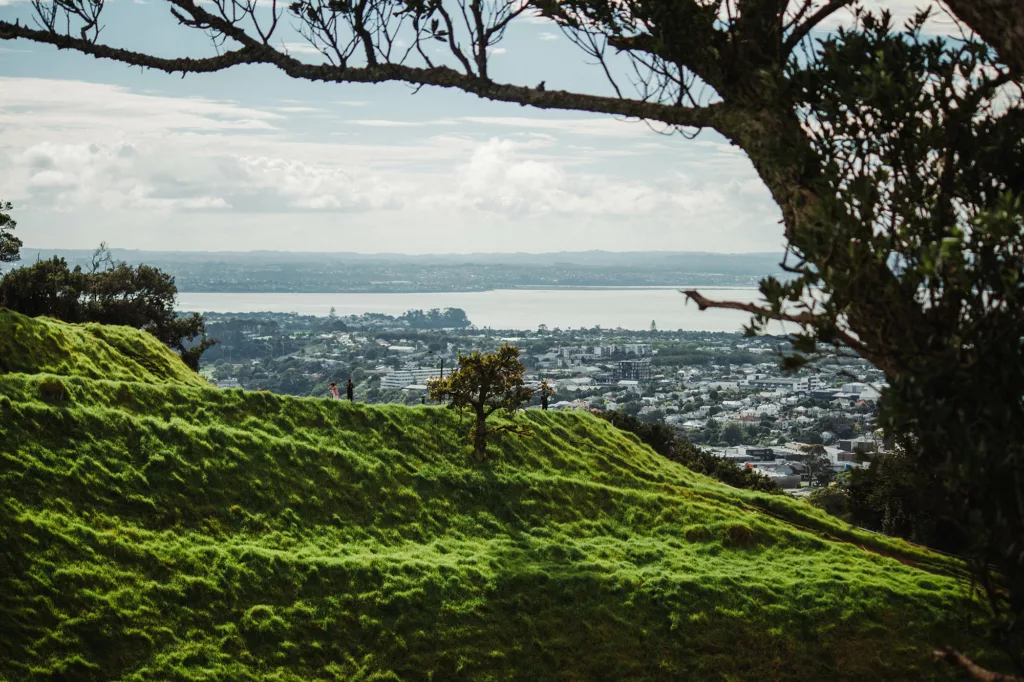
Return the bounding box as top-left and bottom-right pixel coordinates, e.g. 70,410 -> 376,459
487,47 -> 508,55
15,141 -> 232,211
0,77 -> 281,135
280,41 -> 325,56
345,119 -> 458,127
537,32 -> 559,41
231,156 -> 400,210
0,76 -> 785,252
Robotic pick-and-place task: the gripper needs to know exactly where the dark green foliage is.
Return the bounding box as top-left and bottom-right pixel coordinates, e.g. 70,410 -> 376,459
836,452 -> 969,557
0,312 -> 1007,680
597,411 -> 779,494
721,422 -> 744,446
809,487 -> 850,519
0,253 -> 215,370
0,199 -> 19,263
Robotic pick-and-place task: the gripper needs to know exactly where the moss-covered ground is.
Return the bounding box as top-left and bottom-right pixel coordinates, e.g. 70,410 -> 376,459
0,309 -> 1000,680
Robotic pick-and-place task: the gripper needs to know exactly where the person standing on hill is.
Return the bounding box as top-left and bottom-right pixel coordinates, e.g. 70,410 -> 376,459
328,382 -> 340,400
346,379 -> 355,402
540,380 -> 552,411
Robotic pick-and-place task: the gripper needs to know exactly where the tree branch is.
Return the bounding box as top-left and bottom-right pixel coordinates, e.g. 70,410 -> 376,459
679,288 -> 869,356
933,648 -> 1023,682
0,19 -> 722,128
0,19 -> 264,71
783,0 -> 856,55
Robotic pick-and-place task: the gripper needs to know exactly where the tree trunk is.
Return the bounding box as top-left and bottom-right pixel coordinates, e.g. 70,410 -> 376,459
473,411 -> 488,460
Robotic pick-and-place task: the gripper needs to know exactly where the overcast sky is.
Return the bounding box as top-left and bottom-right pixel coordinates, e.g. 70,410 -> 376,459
0,0 -> 953,254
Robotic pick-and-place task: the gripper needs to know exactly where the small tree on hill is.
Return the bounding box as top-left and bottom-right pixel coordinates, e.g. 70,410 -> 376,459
0,200 -> 20,264
428,344 -> 534,460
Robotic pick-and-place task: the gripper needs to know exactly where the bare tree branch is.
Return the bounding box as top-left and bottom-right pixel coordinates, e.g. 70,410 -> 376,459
783,0 -> 855,54
0,17 -> 723,128
680,288 -> 870,357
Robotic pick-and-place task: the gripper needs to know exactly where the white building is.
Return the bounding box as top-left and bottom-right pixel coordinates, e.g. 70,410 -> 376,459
380,366 -> 443,389
621,343 -> 653,356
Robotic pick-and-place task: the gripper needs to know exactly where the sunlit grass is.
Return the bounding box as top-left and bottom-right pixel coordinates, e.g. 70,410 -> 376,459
0,308 -> 1000,680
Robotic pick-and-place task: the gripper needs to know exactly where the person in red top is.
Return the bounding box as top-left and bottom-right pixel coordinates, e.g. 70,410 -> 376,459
328,382 -> 340,400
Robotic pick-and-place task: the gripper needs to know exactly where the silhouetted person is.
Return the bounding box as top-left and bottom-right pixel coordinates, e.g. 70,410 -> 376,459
421,395 -> 426,404
541,392 -> 549,410
346,379 -> 355,402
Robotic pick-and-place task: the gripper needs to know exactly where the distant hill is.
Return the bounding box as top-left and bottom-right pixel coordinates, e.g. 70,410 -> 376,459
0,309 -> 1001,680
6,249 -> 785,293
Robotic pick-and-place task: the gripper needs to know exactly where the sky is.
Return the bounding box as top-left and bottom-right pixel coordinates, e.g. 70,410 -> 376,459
0,0 -> 953,254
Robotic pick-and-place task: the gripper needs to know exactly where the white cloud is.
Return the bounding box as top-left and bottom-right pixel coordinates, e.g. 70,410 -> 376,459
537,32 -> 559,41
346,119 -> 458,127
232,156 -> 400,210
280,41 -> 325,56
0,76 -> 785,252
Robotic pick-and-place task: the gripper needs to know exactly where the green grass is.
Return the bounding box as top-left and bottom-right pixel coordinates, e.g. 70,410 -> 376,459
0,308 -> 206,386
0,310 -> 1001,680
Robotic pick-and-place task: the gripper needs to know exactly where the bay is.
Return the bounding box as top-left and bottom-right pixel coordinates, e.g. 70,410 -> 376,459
177,287 -> 765,332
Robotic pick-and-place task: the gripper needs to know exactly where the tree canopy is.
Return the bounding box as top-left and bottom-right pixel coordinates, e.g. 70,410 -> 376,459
428,343 -> 533,459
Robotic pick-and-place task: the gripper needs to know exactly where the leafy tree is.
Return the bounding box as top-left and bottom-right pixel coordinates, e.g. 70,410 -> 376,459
839,450 -> 968,556
428,344 -> 534,460
0,254 -> 216,371
808,486 -> 850,518
0,200 -> 19,264
721,422 -> 744,447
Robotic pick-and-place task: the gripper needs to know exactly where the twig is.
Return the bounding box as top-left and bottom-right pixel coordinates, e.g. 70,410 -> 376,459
933,648 -> 1022,682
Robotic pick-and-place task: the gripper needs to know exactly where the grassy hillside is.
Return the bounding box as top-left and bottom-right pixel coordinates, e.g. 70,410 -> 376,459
0,308 -> 205,386
0,311 -> 999,680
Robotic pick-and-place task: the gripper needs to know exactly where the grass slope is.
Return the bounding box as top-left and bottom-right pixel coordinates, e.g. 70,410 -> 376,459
0,313 -> 998,681
0,308 -> 205,386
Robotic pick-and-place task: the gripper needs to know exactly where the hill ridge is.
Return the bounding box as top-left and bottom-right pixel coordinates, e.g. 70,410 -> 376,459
0,310 -> 1000,680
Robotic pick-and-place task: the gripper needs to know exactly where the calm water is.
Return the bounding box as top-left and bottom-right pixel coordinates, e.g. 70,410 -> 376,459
177,287 -> 765,332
